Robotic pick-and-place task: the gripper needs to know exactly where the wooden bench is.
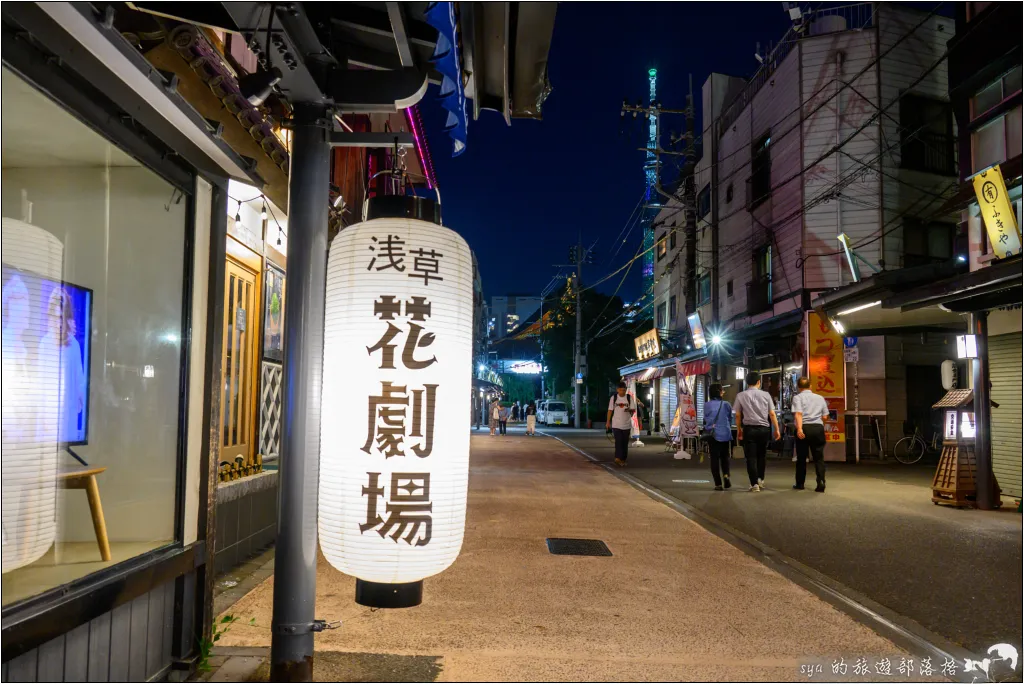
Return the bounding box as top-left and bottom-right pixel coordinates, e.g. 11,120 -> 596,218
58,467 -> 111,561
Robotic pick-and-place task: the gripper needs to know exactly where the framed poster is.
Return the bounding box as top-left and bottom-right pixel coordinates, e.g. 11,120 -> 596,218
263,263 -> 285,361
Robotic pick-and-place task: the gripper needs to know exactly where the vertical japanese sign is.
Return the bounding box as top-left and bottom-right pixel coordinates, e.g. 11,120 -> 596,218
973,164 -> 1022,259
807,311 -> 846,450
320,218 -> 472,584
806,312 -> 844,398
675,365 -> 698,438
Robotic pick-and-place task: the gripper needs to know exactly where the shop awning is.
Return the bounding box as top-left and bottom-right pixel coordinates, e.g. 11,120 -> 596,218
883,254 -> 1022,313
677,357 -> 710,377
619,349 -> 708,382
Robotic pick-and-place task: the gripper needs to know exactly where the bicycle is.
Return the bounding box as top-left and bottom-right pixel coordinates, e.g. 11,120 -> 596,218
892,424 -> 941,465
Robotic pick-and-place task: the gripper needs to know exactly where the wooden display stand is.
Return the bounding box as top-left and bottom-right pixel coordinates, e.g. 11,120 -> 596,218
58,467 -> 112,561
930,390 -> 1001,508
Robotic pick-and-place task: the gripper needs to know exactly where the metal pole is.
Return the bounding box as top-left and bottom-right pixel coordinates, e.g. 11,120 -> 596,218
574,236 -> 583,428
970,311 -> 994,510
539,297 -> 545,400
270,102 -> 331,682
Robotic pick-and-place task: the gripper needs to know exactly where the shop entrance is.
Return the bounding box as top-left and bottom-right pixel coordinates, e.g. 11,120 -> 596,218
221,242 -> 262,469
906,365 -> 944,443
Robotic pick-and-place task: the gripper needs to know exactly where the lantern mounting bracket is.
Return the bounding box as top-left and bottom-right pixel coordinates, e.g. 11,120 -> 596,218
273,619 -> 342,635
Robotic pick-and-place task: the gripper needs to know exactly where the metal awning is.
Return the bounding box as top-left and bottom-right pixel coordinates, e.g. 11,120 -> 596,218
619,349 -> 708,381
882,255 -> 1022,314
811,263 -> 969,335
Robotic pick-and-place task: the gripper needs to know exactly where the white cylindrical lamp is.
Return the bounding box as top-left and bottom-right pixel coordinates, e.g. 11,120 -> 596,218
2,217 -> 63,573
319,197 -> 471,608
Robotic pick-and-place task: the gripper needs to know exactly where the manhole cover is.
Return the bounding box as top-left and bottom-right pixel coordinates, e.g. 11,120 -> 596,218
546,538 -> 613,557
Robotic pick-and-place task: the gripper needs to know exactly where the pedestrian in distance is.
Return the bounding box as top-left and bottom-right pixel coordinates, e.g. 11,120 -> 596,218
489,400 -> 500,436
703,384 -> 734,490
734,371 -> 781,492
512,401 -> 520,422
792,376 -> 829,492
606,381 -> 636,467
525,402 -> 537,436
498,403 -> 509,435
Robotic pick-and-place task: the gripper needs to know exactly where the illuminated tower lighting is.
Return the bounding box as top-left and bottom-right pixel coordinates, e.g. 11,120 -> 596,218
641,67 -> 660,297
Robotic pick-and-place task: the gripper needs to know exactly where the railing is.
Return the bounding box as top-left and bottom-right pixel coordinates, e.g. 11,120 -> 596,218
900,131 -> 957,176
719,3 -> 876,135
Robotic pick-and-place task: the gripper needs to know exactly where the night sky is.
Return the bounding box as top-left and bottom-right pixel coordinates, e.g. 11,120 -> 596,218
421,2 -> 793,302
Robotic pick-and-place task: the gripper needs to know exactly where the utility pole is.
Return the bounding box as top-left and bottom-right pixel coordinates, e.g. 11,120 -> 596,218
557,241 -> 591,428
574,235 -> 583,428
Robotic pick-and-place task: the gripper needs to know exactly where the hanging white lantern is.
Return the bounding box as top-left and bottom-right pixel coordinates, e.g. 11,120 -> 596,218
319,214 -> 472,599
2,217 -> 63,573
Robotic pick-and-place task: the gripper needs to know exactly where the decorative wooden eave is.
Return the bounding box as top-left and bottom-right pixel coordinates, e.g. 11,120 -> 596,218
932,389 -> 1000,410
141,25 -> 290,211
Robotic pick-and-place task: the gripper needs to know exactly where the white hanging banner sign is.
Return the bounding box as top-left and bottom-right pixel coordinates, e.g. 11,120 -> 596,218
319,218 -> 473,584
676,368 -> 698,439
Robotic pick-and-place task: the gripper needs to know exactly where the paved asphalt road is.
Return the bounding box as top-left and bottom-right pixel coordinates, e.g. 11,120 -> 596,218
538,427 -> 1022,657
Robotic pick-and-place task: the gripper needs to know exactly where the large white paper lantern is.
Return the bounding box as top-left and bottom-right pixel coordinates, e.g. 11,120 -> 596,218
319,215 -> 472,598
2,217 -> 63,573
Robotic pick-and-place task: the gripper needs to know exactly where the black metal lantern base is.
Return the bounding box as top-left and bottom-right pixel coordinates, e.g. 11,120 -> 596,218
355,579 -> 423,608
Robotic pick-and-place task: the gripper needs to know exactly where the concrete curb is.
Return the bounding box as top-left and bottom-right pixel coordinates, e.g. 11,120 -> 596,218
538,429 -> 982,684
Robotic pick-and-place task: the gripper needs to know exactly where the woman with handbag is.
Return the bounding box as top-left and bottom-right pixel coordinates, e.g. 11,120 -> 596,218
703,384 -> 734,490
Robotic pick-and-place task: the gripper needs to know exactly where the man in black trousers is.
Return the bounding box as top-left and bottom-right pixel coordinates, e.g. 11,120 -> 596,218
792,376 -> 829,492
606,382 -> 636,467
733,371 -> 781,491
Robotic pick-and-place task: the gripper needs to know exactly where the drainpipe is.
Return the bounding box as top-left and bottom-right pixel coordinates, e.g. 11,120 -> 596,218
835,50 -> 844,288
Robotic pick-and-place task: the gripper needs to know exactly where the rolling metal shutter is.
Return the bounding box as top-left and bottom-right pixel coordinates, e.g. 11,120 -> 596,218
696,376 -> 706,425
989,333 -> 1022,500
659,376 -> 677,432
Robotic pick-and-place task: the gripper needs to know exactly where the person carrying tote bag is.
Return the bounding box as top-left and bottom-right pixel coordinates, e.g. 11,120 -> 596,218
703,384 -> 734,490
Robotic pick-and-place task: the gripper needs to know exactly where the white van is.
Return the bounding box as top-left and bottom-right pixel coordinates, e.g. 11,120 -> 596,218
542,401 -> 569,426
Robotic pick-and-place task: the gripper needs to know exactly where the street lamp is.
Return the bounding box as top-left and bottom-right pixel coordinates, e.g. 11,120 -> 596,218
956,334 -> 978,359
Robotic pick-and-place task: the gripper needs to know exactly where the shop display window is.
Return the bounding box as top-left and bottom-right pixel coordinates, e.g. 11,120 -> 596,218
2,68 -> 187,605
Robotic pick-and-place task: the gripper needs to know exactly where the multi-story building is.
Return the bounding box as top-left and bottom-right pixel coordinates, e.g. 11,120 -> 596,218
487,294 -> 543,339
621,4 -> 1013,468
812,1 -> 1021,505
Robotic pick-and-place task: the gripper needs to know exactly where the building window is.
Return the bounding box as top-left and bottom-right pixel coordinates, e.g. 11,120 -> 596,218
726,184 -> 734,204
970,67 -> 1023,173
669,227 -> 677,250
2,68 -> 189,605
669,295 -> 678,322
697,273 -> 711,305
972,108 -> 1023,173
747,244 -> 772,315
971,67 -> 1021,119
697,184 -> 711,219
749,133 -> 772,209
657,232 -> 668,260
903,219 -> 954,267
727,279 -> 734,298
899,95 -> 955,176
656,302 -> 667,330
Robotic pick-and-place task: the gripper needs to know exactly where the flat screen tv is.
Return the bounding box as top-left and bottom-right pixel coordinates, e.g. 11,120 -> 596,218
1,265 -> 93,445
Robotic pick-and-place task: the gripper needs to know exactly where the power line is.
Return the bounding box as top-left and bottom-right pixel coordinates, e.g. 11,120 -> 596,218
585,4 -> 978,325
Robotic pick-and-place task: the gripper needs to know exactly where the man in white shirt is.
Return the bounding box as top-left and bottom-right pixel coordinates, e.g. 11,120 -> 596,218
606,382 -> 636,467
733,371 -> 781,491
792,376 -> 830,492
